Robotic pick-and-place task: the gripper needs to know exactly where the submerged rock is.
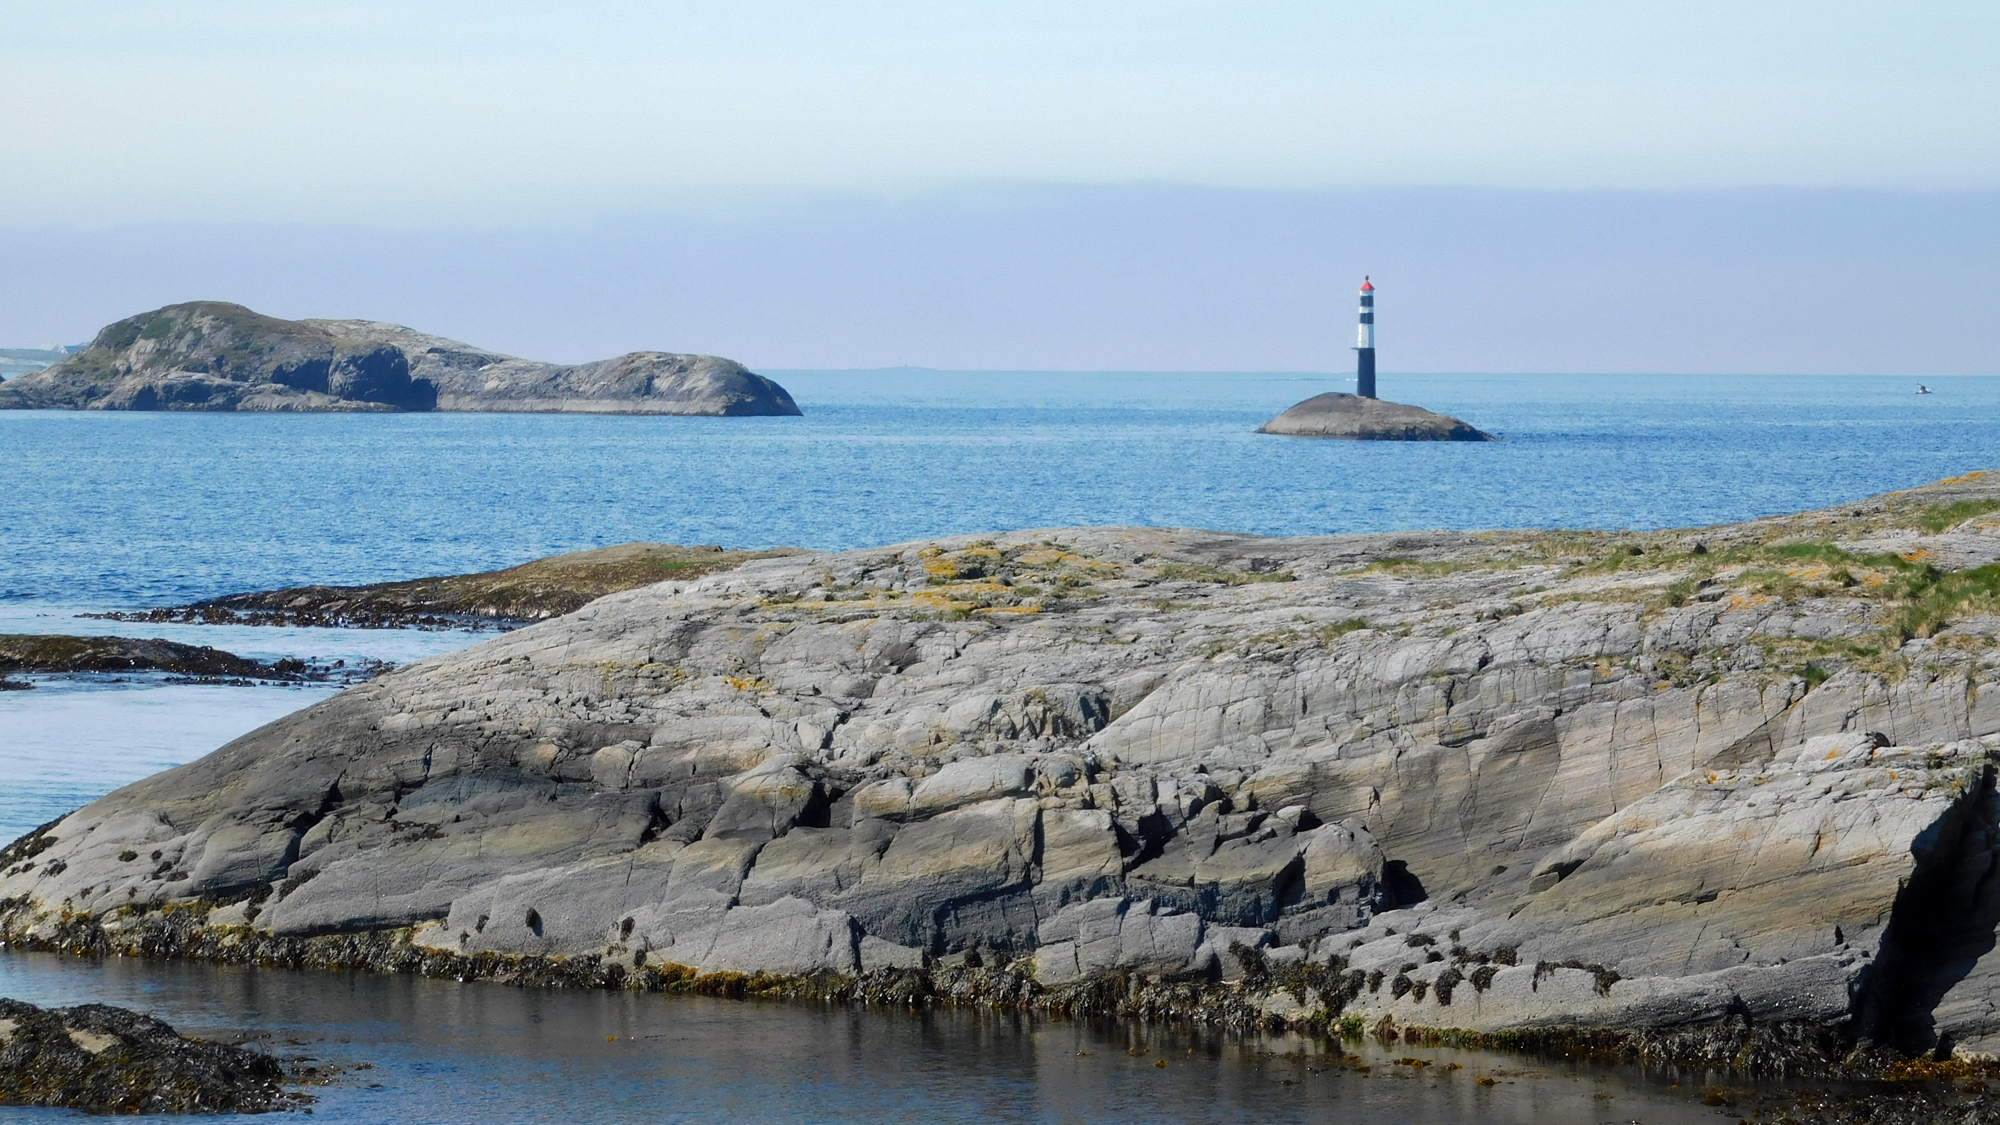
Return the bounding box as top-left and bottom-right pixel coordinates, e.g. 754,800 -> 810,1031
0,302 -> 802,416
1257,392 -> 1494,441
7,471 -> 2000,1064
0,998 -> 292,1114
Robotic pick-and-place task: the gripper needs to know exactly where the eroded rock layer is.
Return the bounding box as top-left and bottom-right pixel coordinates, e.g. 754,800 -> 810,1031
7,473 -> 2000,1058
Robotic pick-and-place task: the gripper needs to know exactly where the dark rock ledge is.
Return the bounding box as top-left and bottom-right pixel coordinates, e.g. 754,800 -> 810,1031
0,634 -> 356,684
0,997 -> 304,1114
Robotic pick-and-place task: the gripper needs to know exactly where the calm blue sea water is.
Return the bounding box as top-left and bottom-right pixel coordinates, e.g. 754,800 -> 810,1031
3,371 -> 1994,608
0,371 -> 1992,1121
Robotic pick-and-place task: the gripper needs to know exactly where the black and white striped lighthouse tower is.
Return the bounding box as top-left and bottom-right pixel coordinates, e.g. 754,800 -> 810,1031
1353,275 -> 1376,399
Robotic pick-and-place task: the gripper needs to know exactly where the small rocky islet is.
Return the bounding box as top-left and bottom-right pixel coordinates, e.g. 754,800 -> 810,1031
0,997 -> 307,1114
5,472 -> 2000,1098
1257,392 -> 1495,441
0,634 -> 334,684
0,301 -> 802,416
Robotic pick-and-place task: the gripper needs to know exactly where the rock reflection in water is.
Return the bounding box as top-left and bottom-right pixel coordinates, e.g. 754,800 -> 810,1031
0,952 -> 1718,1124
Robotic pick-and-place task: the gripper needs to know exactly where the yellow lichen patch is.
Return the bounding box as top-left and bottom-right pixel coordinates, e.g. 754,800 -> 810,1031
979,605 -> 1043,615
1015,547 -> 1122,575
724,676 -> 767,693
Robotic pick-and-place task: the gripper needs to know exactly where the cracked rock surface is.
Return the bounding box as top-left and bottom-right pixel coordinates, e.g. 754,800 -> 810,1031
8,472 -> 2000,1055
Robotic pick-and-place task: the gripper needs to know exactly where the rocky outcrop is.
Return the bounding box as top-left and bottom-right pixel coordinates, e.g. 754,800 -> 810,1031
98,542 -> 805,631
0,634 -> 319,681
0,302 -> 801,416
0,998 -> 296,1113
1258,393 -> 1494,441
7,472 -> 2000,1063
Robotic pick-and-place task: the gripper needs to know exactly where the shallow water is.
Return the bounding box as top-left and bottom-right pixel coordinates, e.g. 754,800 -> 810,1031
0,952 -> 1729,1124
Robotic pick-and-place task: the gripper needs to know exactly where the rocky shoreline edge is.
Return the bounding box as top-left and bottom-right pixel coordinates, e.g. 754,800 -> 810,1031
16,913 -> 2000,1124
0,894 -> 1975,1085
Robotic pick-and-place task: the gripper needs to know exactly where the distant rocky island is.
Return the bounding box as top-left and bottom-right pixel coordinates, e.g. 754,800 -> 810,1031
7,471 -> 2000,1076
0,302 -> 801,416
1259,392 -> 1494,441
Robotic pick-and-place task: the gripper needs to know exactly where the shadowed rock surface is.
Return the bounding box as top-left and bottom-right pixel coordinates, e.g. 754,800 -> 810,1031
100,543 -> 806,631
1258,392 -> 1495,441
0,998 -> 292,1114
8,473 -> 2000,1065
0,302 -> 801,416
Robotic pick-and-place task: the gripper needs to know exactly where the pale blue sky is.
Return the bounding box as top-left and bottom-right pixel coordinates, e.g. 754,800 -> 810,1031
2,3 -> 1996,372
5,1 -> 1997,223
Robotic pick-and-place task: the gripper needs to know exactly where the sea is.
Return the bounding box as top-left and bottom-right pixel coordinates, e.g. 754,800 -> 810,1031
1,369 -> 1995,1120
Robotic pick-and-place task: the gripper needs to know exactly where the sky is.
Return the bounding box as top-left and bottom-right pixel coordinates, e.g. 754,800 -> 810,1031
3,1 -> 1997,372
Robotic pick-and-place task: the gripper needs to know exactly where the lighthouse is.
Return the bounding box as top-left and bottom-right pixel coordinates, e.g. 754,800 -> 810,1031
1258,273 -> 1493,439
1353,276 -> 1376,399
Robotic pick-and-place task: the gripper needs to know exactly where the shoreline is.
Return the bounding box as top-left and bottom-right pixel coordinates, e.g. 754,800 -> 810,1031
0,894 -> 1979,1084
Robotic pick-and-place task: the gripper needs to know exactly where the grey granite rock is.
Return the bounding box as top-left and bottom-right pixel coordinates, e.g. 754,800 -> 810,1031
0,301 -> 800,416
1257,392 -> 1494,441
11,471 -> 2000,1057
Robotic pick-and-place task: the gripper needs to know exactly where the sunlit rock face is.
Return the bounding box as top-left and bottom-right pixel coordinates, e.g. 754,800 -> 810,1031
8,472 -> 2000,1056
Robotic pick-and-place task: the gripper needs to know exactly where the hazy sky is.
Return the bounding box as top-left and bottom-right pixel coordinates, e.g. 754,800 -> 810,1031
3,2 -> 1996,371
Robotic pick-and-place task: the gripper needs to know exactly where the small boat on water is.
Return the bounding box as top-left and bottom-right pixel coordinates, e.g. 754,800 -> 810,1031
1918,384 -> 1933,394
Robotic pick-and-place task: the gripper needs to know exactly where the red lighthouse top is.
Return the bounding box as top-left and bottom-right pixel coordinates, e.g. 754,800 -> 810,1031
1359,276 -> 1374,292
